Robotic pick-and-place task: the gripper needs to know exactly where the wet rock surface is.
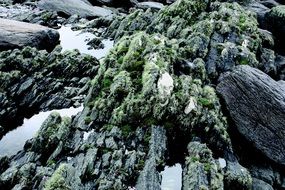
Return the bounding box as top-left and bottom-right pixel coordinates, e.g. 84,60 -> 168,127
0,18 -> 59,51
0,46 -> 99,136
0,0 -> 285,189
38,0 -> 113,18
217,65 -> 285,166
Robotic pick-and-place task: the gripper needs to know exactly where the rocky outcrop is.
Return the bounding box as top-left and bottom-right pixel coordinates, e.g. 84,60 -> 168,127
217,65 -> 285,166
0,110 -> 155,189
38,0 -> 113,18
0,46 -> 99,136
0,18 -> 59,51
136,126 -> 166,189
2,0 -> 285,189
183,141 -> 224,190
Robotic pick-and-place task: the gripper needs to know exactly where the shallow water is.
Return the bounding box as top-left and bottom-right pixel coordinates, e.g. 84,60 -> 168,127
58,26 -> 113,59
0,106 -> 83,157
161,163 -> 182,190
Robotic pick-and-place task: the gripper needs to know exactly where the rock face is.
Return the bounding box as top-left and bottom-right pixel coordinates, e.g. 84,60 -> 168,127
2,0 -> 285,189
217,65 -> 285,166
136,126 -> 166,189
38,0 -> 113,18
182,141 -> 224,190
0,18 -> 59,51
0,46 -> 99,136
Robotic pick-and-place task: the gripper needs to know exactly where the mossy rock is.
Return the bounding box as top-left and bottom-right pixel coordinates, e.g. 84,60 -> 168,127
86,31 -> 230,151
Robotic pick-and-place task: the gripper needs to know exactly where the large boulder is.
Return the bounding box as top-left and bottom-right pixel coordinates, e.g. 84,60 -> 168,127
0,18 -> 59,51
38,0 -> 113,18
217,65 -> 285,166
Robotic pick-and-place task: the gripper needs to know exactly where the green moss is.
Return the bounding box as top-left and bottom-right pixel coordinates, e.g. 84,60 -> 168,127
198,97 -> 214,108
239,58 -> 249,65
204,162 -> 211,172
121,124 -> 132,138
101,148 -> 112,154
83,0 -> 267,155
191,156 -> 199,162
44,164 -> 71,190
82,144 -> 94,150
137,159 -> 145,170
84,116 -> 92,124
144,117 -> 158,126
102,78 -> 112,89
270,5 -> 285,18
118,56 -> 124,64
102,124 -> 115,131
47,159 -> 56,166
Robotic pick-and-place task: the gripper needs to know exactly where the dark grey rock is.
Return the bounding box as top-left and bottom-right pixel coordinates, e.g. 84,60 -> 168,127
88,0 -> 137,7
0,18 -> 59,51
135,126 -> 166,190
38,0 -> 113,18
217,65 -> 285,166
246,2 -> 269,29
250,165 -> 275,185
252,178 -> 274,190
265,5 -> 285,54
224,161 -> 252,190
183,141 -> 224,190
260,0 -> 280,8
44,163 -> 83,190
260,48 -> 277,76
258,29 -> 274,49
0,46 -> 99,135
0,156 -> 9,174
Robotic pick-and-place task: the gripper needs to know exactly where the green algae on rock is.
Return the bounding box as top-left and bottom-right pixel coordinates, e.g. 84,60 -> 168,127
0,46 -> 99,135
183,141 -> 224,190
44,164 -> 72,190
106,0 -> 265,79
85,31 -> 230,153
1,0 -> 283,189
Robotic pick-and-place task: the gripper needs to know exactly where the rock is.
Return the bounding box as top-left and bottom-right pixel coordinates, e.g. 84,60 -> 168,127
247,2 -> 270,29
182,141 -> 224,190
260,0 -> 280,8
265,5 -> 285,54
0,18 -> 59,51
0,0 -> 12,5
0,156 -> 9,174
275,54 -> 285,79
252,178 -> 274,190
0,46 -> 99,135
0,126 -> 3,138
136,2 -> 164,10
249,165 -> 275,186
258,29 -> 274,49
217,65 -> 285,166
43,163 -> 82,190
88,0 -> 137,7
38,0 -> 113,18
224,161 -> 252,190
135,126 -> 167,190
